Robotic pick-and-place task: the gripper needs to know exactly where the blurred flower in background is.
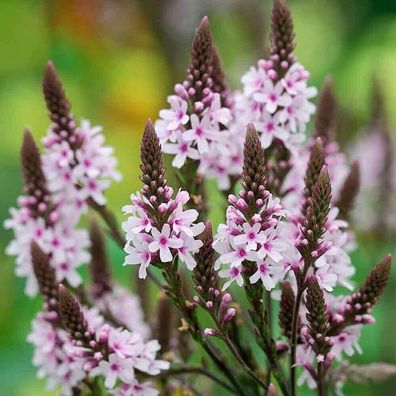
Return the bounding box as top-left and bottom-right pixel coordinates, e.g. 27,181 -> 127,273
1,0 -> 396,395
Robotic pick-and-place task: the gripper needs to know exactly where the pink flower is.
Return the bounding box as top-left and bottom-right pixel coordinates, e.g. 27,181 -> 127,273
148,224 -> 183,262
257,227 -> 286,262
124,236 -> 153,279
163,137 -> 199,169
159,95 -> 189,131
249,261 -> 276,290
254,80 -> 292,114
233,222 -> 266,250
219,265 -> 244,290
184,114 -> 219,154
205,93 -> 232,125
256,112 -> 288,149
218,245 -> 258,268
91,353 -> 135,389
177,232 -> 203,270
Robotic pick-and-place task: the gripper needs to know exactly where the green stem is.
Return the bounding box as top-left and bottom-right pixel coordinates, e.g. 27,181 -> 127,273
223,332 -> 268,390
244,279 -> 290,396
151,365 -> 237,394
290,261 -> 312,396
317,362 -> 326,396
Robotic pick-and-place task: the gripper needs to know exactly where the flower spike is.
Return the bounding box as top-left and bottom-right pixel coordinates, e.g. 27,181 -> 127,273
89,218 -> 112,298
347,255 -> 391,319
43,61 -> 76,139
140,119 -> 168,203
58,284 -> 89,339
21,129 -> 50,217
192,221 -> 218,295
31,242 -> 58,310
279,281 -> 296,339
306,277 -> 331,355
270,0 -> 296,78
241,123 -> 267,200
335,160 -> 360,221
314,76 -> 337,145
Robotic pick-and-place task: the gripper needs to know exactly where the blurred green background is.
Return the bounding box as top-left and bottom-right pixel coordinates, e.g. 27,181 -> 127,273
1,0 -> 396,395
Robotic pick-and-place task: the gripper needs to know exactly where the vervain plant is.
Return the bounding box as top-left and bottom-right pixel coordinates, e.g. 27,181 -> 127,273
5,1 -> 393,395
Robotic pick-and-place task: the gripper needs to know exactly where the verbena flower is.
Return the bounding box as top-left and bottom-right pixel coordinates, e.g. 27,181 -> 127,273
213,125 -> 289,290
232,0 -> 317,151
41,63 -> 121,208
123,121 -> 204,278
155,17 -> 237,190
57,285 -> 169,393
5,131 -> 90,296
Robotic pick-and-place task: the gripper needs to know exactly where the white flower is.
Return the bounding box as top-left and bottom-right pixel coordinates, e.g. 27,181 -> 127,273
159,95 -> 189,131
249,261 -> 276,290
219,265 -> 244,290
163,137 -> 199,169
257,227 -> 286,262
148,224 -> 183,262
91,353 -> 135,389
233,222 -> 266,250
124,236 -> 152,279
184,114 -> 219,154
253,80 -> 292,114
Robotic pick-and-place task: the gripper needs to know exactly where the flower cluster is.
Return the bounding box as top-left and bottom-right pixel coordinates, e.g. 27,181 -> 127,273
155,18 -> 241,191
5,64 -> 120,296
123,121 -> 204,278
213,125 -> 290,290
6,1 -> 395,395
5,131 -> 90,296
41,62 -> 120,208
29,287 -> 168,396
233,62 -> 317,150
295,255 -> 391,390
43,118 -> 121,207
232,0 -> 317,152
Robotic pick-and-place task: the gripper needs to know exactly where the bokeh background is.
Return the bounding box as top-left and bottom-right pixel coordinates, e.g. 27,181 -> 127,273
1,0 -> 396,395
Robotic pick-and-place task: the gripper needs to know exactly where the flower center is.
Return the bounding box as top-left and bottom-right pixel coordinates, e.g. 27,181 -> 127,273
231,267 -> 240,277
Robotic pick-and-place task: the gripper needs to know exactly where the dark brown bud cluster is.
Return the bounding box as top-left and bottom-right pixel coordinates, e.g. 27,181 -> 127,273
211,46 -> 229,103
43,62 -> 76,142
31,242 -> 59,313
239,124 -> 268,217
58,284 -> 90,341
336,256 -> 391,333
297,166 -> 332,263
185,17 -> 228,106
279,281 -> 296,339
314,77 -> 337,146
270,0 -> 296,79
301,138 -> 325,219
89,219 -> 112,298
335,161 -> 360,221
306,277 -> 332,357
139,120 -> 170,206
192,221 -> 218,297
20,130 -> 51,219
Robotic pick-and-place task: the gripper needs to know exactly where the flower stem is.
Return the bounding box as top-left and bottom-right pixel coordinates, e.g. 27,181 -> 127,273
152,365 -> 237,394
222,332 -> 268,391
316,361 -> 327,396
290,261 -> 312,396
